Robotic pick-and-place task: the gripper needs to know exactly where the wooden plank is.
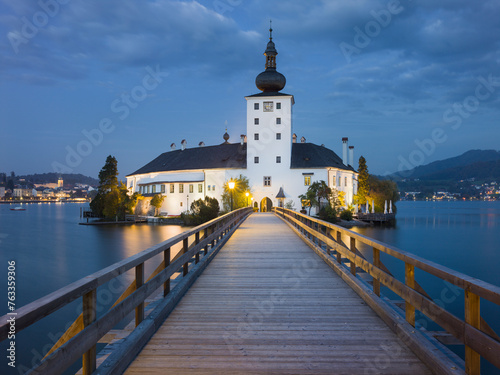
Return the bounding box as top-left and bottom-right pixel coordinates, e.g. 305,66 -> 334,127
164,248 -> 170,297
125,214 -> 434,375
349,237 -> 356,275
465,290 -> 480,375
135,263 -> 144,326
82,289 -> 96,375
373,247 -> 380,297
405,263 -> 416,327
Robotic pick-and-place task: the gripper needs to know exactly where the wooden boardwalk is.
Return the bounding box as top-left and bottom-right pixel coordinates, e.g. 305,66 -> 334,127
125,213 -> 432,374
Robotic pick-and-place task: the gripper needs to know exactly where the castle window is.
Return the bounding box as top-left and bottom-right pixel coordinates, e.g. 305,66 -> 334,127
189,184 -> 194,193
304,176 -> 311,186
254,118 -> 259,125
254,133 -> 259,140
254,103 -> 259,110
254,156 -> 259,164
180,202 -> 183,207
276,118 -> 281,125
276,133 -> 281,140
276,102 -> 281,110
179,184 -> 184,193
276,156 -> 281,164
161,184 -> 165,193
264,176 -> 271,186
208,185 -> 211,191
212,185 -> 215,191
337,177 -> 341,187
345,177 -> 347,187
170,184 -> 174,193
198,184 -> 203,193
263,101 -> 273,112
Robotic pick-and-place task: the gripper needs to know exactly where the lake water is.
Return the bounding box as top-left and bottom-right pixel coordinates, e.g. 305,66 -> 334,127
1,201 -> 499,374
351,200 -> 500,375
0,202 -> 188,374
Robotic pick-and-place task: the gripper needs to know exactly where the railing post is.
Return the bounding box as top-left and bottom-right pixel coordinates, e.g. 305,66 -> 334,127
336,231 -> 342,264
195,231 -> 200,264
82,289 -> 96,375
164,247 -> 170,297
183,238 -> 189,276
465,290 -> 480,375
373,247 -> 381,297
211,224 -> 215,249
204,228 -> 209,255
405,263 -> 415,327
349,237 -> 356,275
135,263 -> 144,326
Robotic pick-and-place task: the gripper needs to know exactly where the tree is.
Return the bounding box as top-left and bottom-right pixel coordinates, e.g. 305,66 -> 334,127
221,175 -> 251,211
90,156 -> 142,220
354,156 -> 369,205
299,180 -> 331,215
150,194 -> 165,216
367,175 -> 399,213
189,196 -> 220,225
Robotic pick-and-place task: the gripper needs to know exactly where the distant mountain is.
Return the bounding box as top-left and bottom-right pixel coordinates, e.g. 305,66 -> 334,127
391,150 -> 500,181
19,173 -> 98,186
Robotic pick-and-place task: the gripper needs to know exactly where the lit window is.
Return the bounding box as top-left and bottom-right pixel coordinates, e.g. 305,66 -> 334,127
161,184 -> 165,193
189,184 -> 194,193
254,118 -> 259,125
276,156 -> 281,163
304,176 -> 311,186
254,133 -> 259,140
198,184 -> 203,193
212,185 -> 215,190
152,185 -> 157,193
170,184 -> 174,193
254,156 -> 259,163
276,102 -> 281,110
254,103 -> 259,110
264,176 -> 271,186
337,177 -> 341,187
208,185 -> 211,191
276,133 -> 281,140
276,118 -> 281,125
179,184 -> 184,193
345,177 -> 347,186
180,202 -> 183,207
263,101 -> 273,112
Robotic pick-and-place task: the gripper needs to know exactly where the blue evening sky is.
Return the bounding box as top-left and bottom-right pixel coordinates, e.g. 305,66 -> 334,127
1,0 -> 499,178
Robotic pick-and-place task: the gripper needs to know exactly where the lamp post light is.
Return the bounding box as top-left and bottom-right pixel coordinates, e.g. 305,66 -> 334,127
228,180 -> 235,211
245,192 -> 249,207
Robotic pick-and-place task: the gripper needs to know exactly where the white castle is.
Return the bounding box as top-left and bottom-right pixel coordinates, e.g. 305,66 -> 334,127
126,27 -> 358,215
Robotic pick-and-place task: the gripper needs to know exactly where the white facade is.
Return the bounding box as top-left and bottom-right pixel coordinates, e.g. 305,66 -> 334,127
126,32 -> 358,216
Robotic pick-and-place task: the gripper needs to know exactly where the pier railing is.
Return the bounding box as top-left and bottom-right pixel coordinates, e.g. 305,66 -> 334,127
0,207 -> 252,375
274,207 -> 500,375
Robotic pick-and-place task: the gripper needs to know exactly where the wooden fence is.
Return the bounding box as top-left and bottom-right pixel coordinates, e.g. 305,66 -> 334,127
274,207 -> 500,375
0,207 -> 252,375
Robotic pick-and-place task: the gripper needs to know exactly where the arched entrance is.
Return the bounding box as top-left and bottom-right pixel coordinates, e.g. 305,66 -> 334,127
260,197 -> 273,212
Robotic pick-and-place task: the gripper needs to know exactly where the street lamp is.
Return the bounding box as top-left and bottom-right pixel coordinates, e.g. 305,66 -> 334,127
228,180 -> 235,211
245,192 -> 249,207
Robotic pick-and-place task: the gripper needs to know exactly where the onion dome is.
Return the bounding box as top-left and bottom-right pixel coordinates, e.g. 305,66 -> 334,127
255,22 -> 286,93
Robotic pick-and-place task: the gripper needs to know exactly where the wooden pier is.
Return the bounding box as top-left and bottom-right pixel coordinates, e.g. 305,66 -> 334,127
1,208 -> 500,375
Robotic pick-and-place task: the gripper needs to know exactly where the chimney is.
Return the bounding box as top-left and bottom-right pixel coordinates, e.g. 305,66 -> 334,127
300,136 -> 306,143
342,137 -> 348,166
181,139 -> 187,150
240,134 -> 246,145
292,133 -> 297,143
349,145 -> 354,167
198,141 -> 205,147
170,143 -> 176,151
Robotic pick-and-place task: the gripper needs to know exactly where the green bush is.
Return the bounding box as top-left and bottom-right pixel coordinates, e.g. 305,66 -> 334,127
318,204 -> 338,224
340,209 -> 353,221
188,196 -> 220,225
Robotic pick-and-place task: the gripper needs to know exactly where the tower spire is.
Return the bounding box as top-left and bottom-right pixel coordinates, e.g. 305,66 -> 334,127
255,23 -> 286,92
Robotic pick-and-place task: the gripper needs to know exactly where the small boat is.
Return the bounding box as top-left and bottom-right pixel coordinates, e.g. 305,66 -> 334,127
10,206 -> 26,211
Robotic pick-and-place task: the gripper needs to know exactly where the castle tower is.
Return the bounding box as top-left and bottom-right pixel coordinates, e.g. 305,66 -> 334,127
245,24 -> 294,205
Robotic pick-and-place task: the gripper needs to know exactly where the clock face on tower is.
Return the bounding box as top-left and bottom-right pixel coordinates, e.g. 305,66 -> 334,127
263,101 -> 274,112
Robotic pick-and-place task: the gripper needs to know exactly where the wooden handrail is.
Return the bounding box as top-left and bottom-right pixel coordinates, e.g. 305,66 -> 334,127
274,207 -> 500,375
0,207 -> 252,375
